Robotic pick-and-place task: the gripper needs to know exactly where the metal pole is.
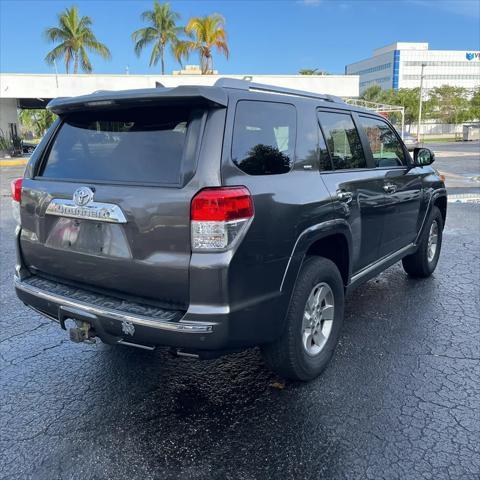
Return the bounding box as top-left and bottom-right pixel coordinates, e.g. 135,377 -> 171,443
53,59 -> 59,88
417,63 -> 425,143
401,108 -> 405,140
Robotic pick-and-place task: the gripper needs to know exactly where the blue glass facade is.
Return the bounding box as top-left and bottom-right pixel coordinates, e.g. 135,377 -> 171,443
392,50 -> 400,89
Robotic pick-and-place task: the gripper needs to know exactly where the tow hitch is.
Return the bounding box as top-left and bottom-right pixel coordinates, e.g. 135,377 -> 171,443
58,306 -> 97,343
69,321 -> 96,344
58,305 -> 120,345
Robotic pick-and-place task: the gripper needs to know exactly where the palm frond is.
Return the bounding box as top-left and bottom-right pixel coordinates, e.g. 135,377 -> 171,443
44,27 -> 68,42
172,40 -> 195,62
148,41 -> 162,67
79,46 -> 93,73
83,39 -> 111,60
132,27 -> 158,56
44,42 -> 68,64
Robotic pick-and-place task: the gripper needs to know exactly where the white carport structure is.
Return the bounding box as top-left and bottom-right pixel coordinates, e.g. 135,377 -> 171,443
0,73 -> 359,138
344,98 -> 406,139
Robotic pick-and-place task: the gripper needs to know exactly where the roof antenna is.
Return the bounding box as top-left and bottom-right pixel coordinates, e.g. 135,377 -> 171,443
155,81 -> 165,88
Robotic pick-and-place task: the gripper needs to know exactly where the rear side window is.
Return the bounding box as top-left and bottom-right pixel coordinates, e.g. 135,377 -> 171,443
40,106 -> 203,185
231,101 -> 296,175
358,116 -> 407,167
317,111 -> 366,170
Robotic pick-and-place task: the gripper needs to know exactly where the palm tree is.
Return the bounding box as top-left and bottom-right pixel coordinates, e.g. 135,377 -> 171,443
174,14 -> 228,74
19,109 -> 57,138
299,69 -> 319,75
299,68 -> 330,75
132,1 -> 182,75
44,6 -> 111,74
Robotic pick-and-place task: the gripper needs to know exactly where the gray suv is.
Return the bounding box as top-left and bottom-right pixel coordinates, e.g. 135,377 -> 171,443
13,79 -> 446,381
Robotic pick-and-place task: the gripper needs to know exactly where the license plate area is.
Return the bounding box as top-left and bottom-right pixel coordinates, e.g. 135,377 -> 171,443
45,217 -> 132,258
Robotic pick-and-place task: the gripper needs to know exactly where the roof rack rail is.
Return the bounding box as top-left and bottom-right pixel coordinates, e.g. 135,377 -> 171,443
214,77 -> 344,104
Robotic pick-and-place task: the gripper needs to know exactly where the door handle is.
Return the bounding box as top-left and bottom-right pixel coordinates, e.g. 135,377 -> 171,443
337,190 -> 353,203
383,183 -> 397,194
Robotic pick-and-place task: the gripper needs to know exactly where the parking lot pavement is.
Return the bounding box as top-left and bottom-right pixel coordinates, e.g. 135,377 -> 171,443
429,141 -> 480,190
1,151 -> 479,480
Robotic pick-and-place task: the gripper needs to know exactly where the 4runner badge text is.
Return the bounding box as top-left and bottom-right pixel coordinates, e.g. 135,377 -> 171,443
45,188 -> 127,224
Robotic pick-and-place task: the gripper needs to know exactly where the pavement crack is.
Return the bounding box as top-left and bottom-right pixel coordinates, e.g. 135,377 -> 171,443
0,322 -> 50,344
12,339 -> 69,363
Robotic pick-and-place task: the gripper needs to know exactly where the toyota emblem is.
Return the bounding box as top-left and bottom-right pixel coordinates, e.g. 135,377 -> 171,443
73,187 -> 94,207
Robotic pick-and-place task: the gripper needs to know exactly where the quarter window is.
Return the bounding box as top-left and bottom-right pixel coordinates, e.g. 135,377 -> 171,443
359,116 -> 406,167
317,111 -> 366,170
231,101 -> 296,175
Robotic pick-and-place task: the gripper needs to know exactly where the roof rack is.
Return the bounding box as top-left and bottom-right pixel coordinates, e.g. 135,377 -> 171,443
214,77 -> 344,104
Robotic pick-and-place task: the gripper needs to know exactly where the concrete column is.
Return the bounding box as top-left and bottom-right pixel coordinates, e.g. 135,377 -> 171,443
0,98 -> 19,139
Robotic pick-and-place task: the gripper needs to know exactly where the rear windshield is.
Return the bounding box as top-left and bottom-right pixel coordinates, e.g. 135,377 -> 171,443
40,106 -> 204,185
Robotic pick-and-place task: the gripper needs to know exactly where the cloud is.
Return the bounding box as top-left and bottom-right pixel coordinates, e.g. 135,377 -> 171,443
297,0 -> 322,6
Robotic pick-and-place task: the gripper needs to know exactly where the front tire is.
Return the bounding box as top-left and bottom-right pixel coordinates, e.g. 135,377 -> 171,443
261,257 -> 344,381
402,206 -> 443,278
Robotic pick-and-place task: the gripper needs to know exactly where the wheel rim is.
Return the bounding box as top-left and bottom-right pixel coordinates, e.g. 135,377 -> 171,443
302,282 -> 335,356
427,220 -> 439,263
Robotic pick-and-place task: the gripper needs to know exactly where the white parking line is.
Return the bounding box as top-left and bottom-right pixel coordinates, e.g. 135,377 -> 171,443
448,193 -> 480,204
434,151 -> 479,158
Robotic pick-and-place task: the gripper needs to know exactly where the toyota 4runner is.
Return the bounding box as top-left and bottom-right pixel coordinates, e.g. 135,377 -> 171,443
12,79 -> 447,381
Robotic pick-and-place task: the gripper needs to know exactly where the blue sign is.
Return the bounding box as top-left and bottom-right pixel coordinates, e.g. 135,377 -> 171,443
466,52 -> 480,61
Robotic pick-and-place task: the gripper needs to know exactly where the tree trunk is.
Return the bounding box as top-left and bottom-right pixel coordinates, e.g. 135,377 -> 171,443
74,52 -> 79,74
161,45 -> 165,75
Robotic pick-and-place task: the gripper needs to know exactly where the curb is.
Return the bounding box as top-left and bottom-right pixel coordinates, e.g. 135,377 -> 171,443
0,159 -> 28,167
448,193 -> 480,204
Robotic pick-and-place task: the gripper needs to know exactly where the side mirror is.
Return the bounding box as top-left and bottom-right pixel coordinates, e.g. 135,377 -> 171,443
413,147 -> 435,167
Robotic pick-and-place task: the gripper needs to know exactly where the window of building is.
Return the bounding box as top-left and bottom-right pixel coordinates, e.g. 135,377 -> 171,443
317,111 -> 366,170
348,62 -> 392,76
360,76 -> 391,88
403,60 -> 480,67
231,101 -> 296,175
359,116 -> 406,167
403,74 -> 480,81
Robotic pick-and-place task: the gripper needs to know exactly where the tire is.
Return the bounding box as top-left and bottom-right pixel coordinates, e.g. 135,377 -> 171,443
261,257 -> 344,381
402,206 -> 443,278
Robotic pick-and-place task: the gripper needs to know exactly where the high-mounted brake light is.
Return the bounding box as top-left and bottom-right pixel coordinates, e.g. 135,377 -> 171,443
11,178 -> 23,203
191,187 -> 254,251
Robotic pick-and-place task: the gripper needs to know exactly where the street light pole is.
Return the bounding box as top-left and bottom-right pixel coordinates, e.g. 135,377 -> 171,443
53,59 -> 59,89
417,63 -> 426,143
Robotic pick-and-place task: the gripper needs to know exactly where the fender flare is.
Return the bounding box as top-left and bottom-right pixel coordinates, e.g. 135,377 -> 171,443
415,187 -> 447,244
280,219 -> 353,293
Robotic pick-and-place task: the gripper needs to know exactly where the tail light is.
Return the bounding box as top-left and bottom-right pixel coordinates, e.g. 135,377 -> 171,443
11,178 -> 23,202
11,178 -> 23,224
191,187 -> 254,251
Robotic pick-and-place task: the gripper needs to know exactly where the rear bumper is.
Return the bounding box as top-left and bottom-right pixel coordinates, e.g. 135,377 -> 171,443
14,275 -> 229,351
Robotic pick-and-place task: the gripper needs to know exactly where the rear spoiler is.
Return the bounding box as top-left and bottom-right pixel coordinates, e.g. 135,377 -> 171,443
47,85 -> 228,115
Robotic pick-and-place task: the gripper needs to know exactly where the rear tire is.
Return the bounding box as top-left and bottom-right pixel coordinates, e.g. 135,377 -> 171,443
261,257 -> 344,381
402,206 -> 443,278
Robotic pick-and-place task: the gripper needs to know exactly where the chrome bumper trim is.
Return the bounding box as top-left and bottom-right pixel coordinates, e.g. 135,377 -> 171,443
14,277 -> 215,334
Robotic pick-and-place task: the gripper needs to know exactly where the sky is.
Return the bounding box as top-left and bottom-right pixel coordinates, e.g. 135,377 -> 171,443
0,0 -> 479,75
